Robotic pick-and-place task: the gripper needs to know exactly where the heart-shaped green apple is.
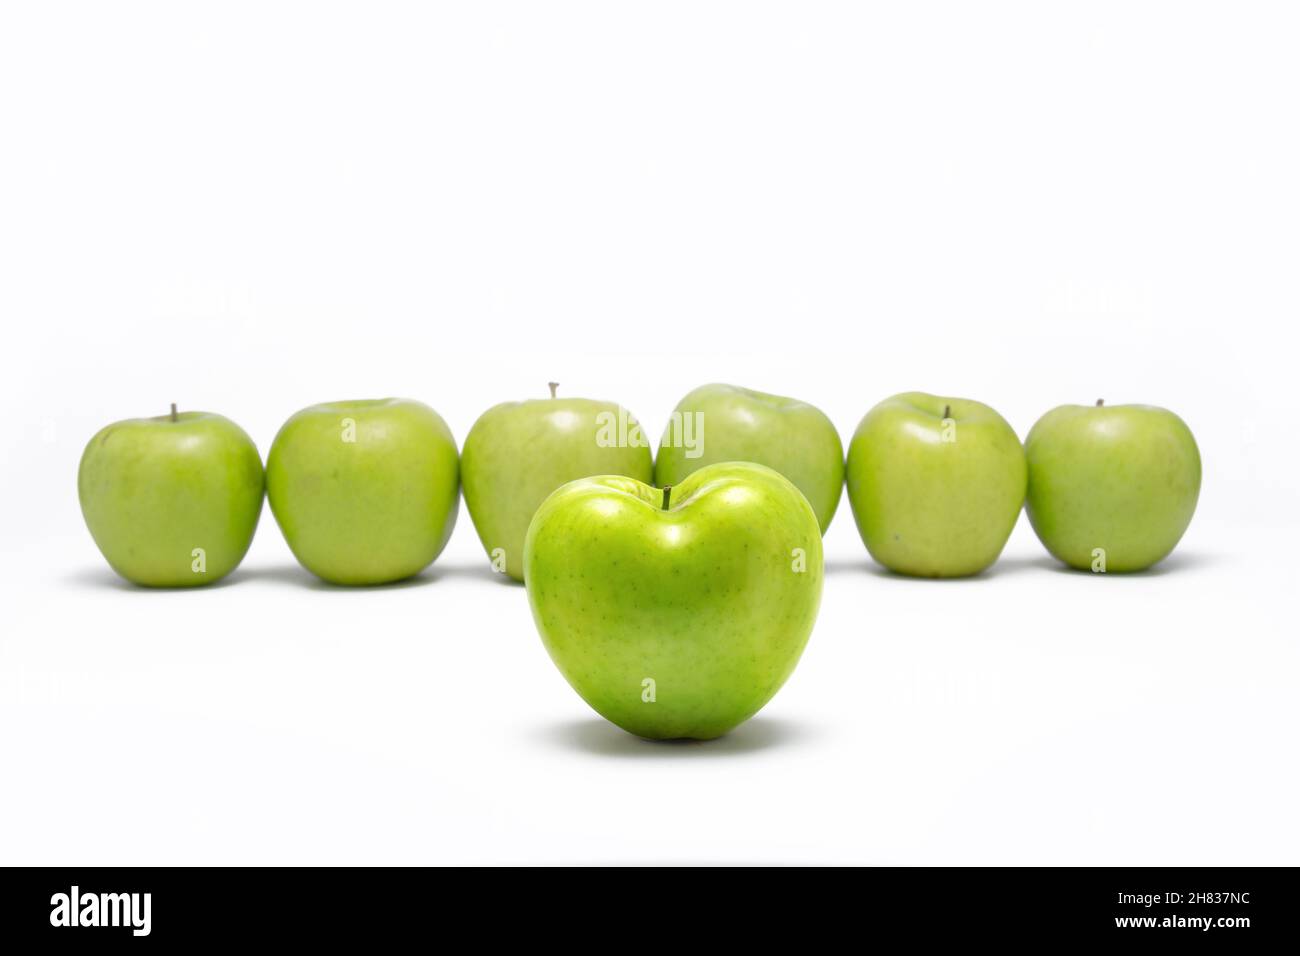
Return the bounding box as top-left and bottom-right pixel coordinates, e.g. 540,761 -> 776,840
653,383 -> 844,533
524,461 -> 823,740
78,405 -> 264,587
461,383 -> 653,581
266,398 -> 459,585
846,392 -> 1026,577
1025,400 -> 1201,572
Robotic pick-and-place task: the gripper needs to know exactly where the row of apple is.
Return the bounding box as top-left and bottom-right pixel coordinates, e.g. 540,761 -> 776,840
78,383 -> 1201,589
78,385 -> 1200,740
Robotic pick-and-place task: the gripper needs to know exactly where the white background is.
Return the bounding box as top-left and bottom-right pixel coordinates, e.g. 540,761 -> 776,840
1,1 -> 1297,864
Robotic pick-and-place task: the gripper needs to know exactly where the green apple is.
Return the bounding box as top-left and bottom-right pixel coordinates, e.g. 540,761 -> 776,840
78,405 -> 264,587
524,461 -> 823,740
1025,400 -> 1201,572
461,383 -> 653,581
846,392 -> 1026,577
266,398 -> 459,585
654,383 -> 844,533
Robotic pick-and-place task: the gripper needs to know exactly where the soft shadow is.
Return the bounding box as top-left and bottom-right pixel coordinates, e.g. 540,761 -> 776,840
823,551 -> 1215,581
539,858 -> 810,866
62,566 -> 249,591
535,716 -> 817,758
1034,550 -> 1220,578
437,561 -> 524,588
823,557 -> 875,577
243,559 -> 523,590
65,559 -> 524,592
859,563 -> 995,583
825,556 -> 1026,582
244,564 -> 444,591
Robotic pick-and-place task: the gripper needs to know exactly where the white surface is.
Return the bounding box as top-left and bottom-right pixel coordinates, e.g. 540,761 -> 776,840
1,1 -> 1297,865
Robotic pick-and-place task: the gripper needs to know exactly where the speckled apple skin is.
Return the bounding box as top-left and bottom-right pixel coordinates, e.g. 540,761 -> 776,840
1026,404 -> 1201,572
462,397 -> 652,581
654,383 -> 844,533
846,392 -> 1026,578
524,462 -> 823,740
267,398 -> 459,585
78,411 -> 264,587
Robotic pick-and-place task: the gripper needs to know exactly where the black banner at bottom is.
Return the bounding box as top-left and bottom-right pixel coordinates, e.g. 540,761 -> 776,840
0,866 -> 1289,945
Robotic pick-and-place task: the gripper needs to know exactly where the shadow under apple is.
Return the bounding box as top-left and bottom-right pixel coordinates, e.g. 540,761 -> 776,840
61,566 -> 250,591
534,715 -> 819,758
64,559 -> 526,591
1032,550 -> 1220,578
823,550 -> 1217,581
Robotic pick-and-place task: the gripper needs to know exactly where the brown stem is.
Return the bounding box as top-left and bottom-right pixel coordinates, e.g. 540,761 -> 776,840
662,486 -> 672,510
942,404 -> 951,420
1096,398 -> 1105,407
170,403 -> 178,421
548,382 -> 559,399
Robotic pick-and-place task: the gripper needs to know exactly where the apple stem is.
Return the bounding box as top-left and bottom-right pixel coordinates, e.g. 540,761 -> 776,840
548,382 -> 559,399
170,403 -> 178,422
1096,398 -> 1105,407
662,486 -> 672,510
943,404 -> 951,420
